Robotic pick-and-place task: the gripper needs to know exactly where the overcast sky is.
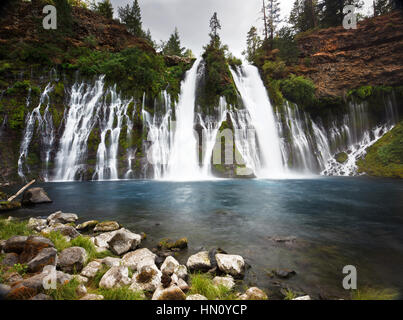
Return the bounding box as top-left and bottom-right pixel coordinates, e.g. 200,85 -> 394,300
108,0 -> 374,57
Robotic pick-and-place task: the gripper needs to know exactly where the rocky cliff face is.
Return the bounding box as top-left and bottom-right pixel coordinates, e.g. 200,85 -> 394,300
297,11 -> 403,98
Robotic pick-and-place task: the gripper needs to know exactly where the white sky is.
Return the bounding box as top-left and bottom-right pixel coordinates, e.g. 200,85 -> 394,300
108,0 -> 374,57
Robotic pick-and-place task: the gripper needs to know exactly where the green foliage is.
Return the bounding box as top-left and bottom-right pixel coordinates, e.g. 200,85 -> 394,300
351,287 -> 399,300
0,218 -> 33,239
289,0 -> 319,33
273,26 -> 300,65
263,59 -> 287,80
335,152 -> 348,164
95,0 -> 114,19
46,231 -> 71,252
162,28 -> 185,56
283,288 -> 298,300
47,277 -> 81,300
98,286 -> 145,300
188,273 -> 237,300
54,0 -> 73,34
243,26 -> 262,64
357,122 -> 403,178
118,0 -> 144,37
226,53 -> 242,68
279,74 -> 316,109
10,263 -> 28,276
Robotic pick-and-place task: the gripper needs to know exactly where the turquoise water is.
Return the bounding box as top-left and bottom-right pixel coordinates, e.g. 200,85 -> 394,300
6,177 -> 403,298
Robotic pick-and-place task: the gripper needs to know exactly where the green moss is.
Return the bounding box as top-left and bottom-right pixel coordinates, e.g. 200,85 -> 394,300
357,122 -> 403,178
279,74 -> 316,109
335,152 -> 348,164
351,287 -> 399,300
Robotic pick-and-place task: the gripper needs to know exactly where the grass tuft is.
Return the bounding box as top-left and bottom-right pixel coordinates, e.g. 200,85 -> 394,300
46,278 -> 81,300
351,287 -> 399,300
0,218 -> 34,239
188,273 -> 237,300
97,287 -> 145,300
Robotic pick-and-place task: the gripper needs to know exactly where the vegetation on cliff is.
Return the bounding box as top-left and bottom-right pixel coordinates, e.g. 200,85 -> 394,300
357,122 -> 403,178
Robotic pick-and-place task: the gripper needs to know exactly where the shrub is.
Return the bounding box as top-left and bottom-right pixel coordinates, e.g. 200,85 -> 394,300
279,74 -> 316,109
263,59 -> 287,80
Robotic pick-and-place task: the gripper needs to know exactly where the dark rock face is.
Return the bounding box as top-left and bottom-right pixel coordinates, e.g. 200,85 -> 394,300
274,269 -> 297,279
57,247 -> 88,273
3,236 -> 28,254
22,188 -> 52,205
1,253 -> 19,266
26,247 -> 57,273
19,236 -> 55,263
297,11 -> 403,98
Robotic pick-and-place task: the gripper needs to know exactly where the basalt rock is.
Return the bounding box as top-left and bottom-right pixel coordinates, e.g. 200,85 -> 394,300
22,188 -> 52,205
1,253 -> 19,266
57,247 -> 88,273
3,236 -> 28,254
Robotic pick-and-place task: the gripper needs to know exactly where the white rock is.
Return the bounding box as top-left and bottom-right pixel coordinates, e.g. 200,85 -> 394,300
107,228 -> 141,256
186,251 -> 211,271
93,230 -> 119,248
186,294 -> 208,300
76,284 -> 87,296
239,287 -> 268,300
174,265 -> 188,280
161,256 -> 180,275
81,261 -> 102,278
80,294 -> 104,300
130,264 -> 162,292
101,257 -> 121,268
122,248 -> 156,271
47,211 -> 78,225
213,275 -> 235,290
73,275 -> 88,284
152,285 -> 186,300
293,295 -> 311,300
27,218 -> 47,231
99,266 -> 131,289
215,254 -> 245,277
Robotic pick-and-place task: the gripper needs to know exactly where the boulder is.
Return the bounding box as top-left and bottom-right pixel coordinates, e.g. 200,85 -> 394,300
174,265 -> 188,280
30,293 -> 53,300
93,230 -> 119,248
73,275 -> 88,284
107,228 -> 142,256
27,218 -> 47,232
6,283 -> 37,300
152,285 -> 186,300
0,284 -> 11,300
101,257 -> 121,268
22,188 -> 52,205
122,248 -> 156,271
274,269 -> 296,279
57,247 -> 88,273
4,272 -> 23,285
160,256 -> 180,276
47,211 -> 78,225
186,251 -> 211,272
94,221 -> 120,232
212,275 -> 235,290
293,295 -> 311,300
49,225 -> 80,239
99,266 -> 131,289
130,264 -> 162,292
158,237 -> 188,250
81,260 -> 103,278
239,287 -> 268,300
3,236 -> 28,254
76,284 -> 87,296
215,254 -> 245,277
1,253 -> 19,266
76,220 -> 99,231
80,294 -> 104,300
186,294 -> 208,300
170,274 -> 189,292
27,247 -> 57,273
19,236 -> 55,263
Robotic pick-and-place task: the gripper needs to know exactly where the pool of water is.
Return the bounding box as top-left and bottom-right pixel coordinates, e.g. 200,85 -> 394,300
4,176 -> 403,298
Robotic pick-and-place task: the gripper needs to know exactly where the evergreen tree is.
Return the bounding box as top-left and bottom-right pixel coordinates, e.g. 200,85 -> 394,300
209,12 -> 222,41
289,0 -> 304,33
374,0 -> 392,15
118,0 -> 144,37
163,27 -> 185,56
96,0 -> 113,19
243,26 -> 262,63
318,0 -> 363,28
266,0 -> 281,49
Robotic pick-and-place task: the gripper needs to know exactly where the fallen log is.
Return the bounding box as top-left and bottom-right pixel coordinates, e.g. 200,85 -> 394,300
7,179 -> 35,202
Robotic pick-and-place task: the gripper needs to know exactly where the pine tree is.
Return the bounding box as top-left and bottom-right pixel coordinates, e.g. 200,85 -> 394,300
163,27 -> 185,56
374,0 -> 392,15
243,26 -> 262,63
289,0 -> 304,33
266,0 -> 281,49
319,0 -> 363,28
209,12 -> 222,40
118,0 -> 144,37
97,0 -> 113,20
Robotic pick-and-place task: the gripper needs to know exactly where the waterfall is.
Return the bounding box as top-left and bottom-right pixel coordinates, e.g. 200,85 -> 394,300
230,66 -> 286,178
165,58 -> 205,180
142,91 -> 173,179
18,84 -> 54,181
93,87 -> 132,181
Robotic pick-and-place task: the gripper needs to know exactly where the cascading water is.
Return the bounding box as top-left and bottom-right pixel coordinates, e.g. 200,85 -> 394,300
54,77 -> 105,181
230,65 -> 286,178
18,84 -> 55,181
165,58 -> 205,180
